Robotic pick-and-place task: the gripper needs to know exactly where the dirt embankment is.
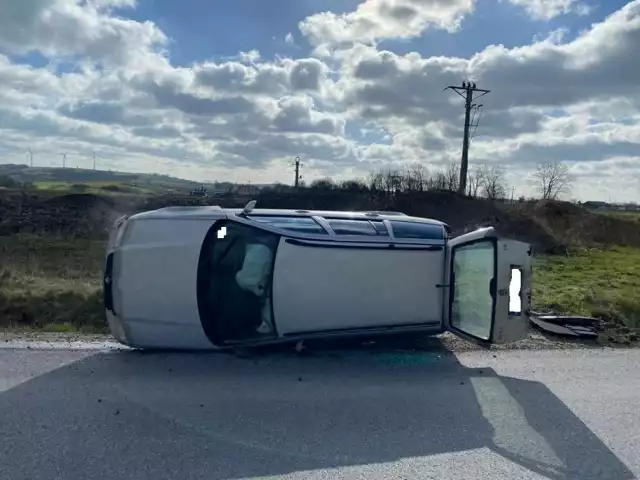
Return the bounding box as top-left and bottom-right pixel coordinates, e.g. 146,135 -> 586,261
2,189 -> 640,254
0,192 -> 121,238
519,201 -> 640,252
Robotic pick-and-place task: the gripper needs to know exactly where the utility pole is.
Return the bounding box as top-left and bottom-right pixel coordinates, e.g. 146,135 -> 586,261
292,156 -> 303,187
445,81 -> 490,195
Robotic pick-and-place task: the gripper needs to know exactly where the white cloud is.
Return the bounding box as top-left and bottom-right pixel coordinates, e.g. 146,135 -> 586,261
285,32 -> 295,45
0,0 -> 167,66
87,0 -> 137,8
0,0 -> 639,201
507,0 -> 592,20
0,0 -> 349,177
194,57 -> 329,95
299,0 -> 475,46
328,1 -> 640,200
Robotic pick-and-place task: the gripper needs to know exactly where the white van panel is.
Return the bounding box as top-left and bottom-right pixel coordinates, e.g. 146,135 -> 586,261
272,240 -> 445,335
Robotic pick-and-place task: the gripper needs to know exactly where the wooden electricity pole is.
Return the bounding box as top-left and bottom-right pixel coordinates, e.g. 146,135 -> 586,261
445,81 -> 490,195
293,156 -> 303,187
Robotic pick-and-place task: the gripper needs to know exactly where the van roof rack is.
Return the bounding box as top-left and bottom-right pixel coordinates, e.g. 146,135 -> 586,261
362,211 -> 407,216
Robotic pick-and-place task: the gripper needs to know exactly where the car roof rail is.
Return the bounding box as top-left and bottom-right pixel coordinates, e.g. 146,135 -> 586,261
363,211 -> 407,216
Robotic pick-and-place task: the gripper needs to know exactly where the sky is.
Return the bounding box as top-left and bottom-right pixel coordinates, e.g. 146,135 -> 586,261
0,0 -> 638,202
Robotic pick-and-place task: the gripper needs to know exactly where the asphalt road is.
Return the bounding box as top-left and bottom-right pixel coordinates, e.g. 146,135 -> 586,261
0,341 -> 638,480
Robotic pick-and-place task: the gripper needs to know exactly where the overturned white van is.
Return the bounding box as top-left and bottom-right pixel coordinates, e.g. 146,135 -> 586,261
104,203 -> 532,350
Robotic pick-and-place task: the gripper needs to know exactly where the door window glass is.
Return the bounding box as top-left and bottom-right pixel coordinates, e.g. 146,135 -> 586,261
327,219 -> 389,236
451,241 -> 495,340
391,221 -> 445,240
246,216 -> 327,235
328,219 -> 376,236
371,221 -> 389,236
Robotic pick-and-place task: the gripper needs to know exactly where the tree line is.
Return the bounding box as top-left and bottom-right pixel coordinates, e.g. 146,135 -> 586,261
0,161 -> 574,202
269,162 -> 573,202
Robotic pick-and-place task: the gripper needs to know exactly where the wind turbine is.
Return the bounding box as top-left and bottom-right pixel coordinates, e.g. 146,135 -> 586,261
92,151 -> 97,170
60,153 -> 68,168
27,148 -> 33,167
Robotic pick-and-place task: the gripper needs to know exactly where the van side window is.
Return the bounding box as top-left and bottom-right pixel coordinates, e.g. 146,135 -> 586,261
390,221 -> 445,240
247,216 -> 327,235
370,221 -> 390,236
327,219 -> 369,236
327,219 -> 389,236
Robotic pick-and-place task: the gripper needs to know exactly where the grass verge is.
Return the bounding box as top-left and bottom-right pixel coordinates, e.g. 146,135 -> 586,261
33,180 -> 157,196
602,211 -> 640,223
0,235 -> 107,333
534,247 -> 640,344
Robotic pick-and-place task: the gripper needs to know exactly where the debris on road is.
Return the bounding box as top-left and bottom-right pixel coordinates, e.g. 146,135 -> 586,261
530,316 -> 599,338
530,310 -> 640,346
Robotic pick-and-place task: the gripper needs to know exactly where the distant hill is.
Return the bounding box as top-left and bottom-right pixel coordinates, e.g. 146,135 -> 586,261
0,164 -> 279,195
0,164 -> 274,197
0,163 -> 209,191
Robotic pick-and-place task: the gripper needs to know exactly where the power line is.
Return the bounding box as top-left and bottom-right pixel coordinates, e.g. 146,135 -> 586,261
470,104 -> 484,141
469,106 -> 478,129
444,81 -> 490,195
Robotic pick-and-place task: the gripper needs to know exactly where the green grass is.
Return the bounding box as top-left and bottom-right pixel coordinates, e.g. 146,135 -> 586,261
603,211 -> 640,223
33,180 -> 158,195
0,235 -> 107,333
533,247 -> 640,329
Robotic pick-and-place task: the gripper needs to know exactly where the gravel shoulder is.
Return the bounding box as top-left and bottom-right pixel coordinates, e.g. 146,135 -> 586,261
1,330 -> 635,352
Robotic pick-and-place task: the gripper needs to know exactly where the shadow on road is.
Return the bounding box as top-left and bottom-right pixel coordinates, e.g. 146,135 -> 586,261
0,336 -> 634,480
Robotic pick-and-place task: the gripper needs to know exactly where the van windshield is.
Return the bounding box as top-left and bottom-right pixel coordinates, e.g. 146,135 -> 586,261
197,221 -> 280,345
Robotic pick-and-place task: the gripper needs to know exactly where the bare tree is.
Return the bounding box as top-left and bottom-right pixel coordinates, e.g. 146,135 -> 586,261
367,171 -> 385,192
381,169 -> 395,194
427,169 -> 447,191
478,165 -> 507,200
389,170 -> 403,194
467,167 -> 482,198
340,179 -> 368,192
377,168 -> 403,194
406,163 -> 428,192
445,162 -> 460,192
310,178 -> 335,190
533,163 -> 573,200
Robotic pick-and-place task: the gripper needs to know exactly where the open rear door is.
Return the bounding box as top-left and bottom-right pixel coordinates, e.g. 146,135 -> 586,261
444,227 -> 532,346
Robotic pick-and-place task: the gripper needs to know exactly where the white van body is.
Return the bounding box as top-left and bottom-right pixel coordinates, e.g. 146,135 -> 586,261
104,206 -> 532,350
